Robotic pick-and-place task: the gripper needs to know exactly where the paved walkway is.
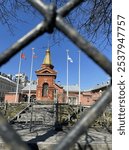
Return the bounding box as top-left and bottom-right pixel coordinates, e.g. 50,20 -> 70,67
0,125 -> 112,150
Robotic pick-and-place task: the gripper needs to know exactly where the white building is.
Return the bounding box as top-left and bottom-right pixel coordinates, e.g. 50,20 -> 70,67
0,74 -> 17,102
14,73 -> 28,87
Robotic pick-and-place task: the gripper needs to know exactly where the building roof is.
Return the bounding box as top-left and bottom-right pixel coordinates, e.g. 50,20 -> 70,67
22,84 -> 79,92
63,85 -> 79,92
22,84 -> 36,91
22,81 -> 110,93
85,81 -> 110,92
0,75 -> 16,85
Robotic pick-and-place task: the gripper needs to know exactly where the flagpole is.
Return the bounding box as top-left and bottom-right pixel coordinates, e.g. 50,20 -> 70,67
66,49 -> 69,104
78,50 -> 81,105
15,51 -> 22,103
28,48 -> 34,103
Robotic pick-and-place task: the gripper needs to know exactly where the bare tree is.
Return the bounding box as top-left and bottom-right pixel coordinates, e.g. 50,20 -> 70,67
0,0 -> 112,44
0,0 -> 35,33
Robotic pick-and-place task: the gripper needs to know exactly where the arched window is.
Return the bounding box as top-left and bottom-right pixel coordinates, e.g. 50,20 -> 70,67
42,83 -> 48,96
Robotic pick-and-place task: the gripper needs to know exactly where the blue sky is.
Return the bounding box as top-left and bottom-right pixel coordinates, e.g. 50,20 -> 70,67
0,6 -> 111,90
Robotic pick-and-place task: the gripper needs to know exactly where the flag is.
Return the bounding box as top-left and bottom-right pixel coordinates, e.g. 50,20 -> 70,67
67,54 -> 73,63
33,51 -> 37,58
21,52 -> 26,59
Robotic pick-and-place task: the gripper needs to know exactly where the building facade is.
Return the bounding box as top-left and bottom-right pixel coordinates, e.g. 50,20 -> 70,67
4,48 -> 110,105
14,73 -> 28,87
35,48 -> 57,101
0,73 -> 16,102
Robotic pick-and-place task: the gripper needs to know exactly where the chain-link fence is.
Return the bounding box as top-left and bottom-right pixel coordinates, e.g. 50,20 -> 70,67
0,0 -> 112,150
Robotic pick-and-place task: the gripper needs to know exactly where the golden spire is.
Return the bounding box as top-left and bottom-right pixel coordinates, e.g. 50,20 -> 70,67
42,47 -> 54,69
43,47 -> 52,65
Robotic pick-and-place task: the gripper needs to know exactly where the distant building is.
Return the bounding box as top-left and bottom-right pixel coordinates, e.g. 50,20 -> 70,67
0,72 -> 28,102
5,48 -> 111,105
14,73 -> 28,87
0,73 -> 16,102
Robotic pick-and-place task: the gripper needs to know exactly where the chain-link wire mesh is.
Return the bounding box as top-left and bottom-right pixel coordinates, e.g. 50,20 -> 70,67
0,0 -> 112,150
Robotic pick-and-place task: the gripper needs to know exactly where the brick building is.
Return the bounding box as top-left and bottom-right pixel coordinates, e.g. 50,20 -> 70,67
35,48 -> 57,101
5,48 -> 110,105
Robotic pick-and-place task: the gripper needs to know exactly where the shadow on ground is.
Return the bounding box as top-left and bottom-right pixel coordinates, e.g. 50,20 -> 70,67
27,128 -> 58,143
26,128 -> 59,149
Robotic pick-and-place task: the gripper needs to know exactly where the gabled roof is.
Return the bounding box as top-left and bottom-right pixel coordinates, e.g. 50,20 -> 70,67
55,83 -> 63,89
22,84 -> 36,91
35,67 -> 57,76
63,85 -> 79,92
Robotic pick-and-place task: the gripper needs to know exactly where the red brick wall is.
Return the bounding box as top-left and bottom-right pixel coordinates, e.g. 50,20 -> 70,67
54,84 -> 64,103
80,94 -> 94,106
4,89 -> 103,105
54,90 -> 101,106
36,75 -> 55,101
4,93 -> 19,103
80,91 -> 102,106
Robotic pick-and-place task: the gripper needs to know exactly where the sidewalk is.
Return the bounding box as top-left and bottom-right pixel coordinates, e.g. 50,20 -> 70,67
0,125 -> 112,150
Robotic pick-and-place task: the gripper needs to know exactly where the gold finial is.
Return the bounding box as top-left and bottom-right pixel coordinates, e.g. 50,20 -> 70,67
43,47 -> 52,65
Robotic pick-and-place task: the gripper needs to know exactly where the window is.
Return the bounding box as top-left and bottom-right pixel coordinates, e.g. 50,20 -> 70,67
69,97 -> 77,105
42,83 -> 48,96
